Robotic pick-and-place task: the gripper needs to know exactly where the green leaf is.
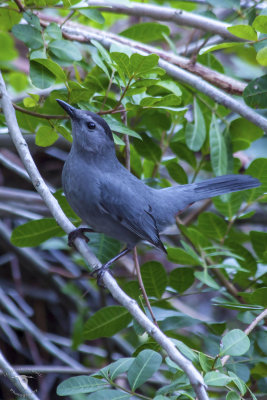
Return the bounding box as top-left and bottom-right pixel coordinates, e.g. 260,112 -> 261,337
204,371 -> 232,386
170,142 -> 196,168
250,287 -> 267,307
186,98 -> 206,151
209,115 -> 227,176
100,358 -> 134,380
228,372 -> 247,395
85,233 -> 121,265
8,72 -> 28,92
195,270 -> 220,290
12,24 -> 43,49
127,350 -> 162,390
45,23 -> 62,39
11,218 -> 64,247
198,212 -> 227,241
199,352 -> 214,373
0,32 -> 18,61
197,53 -> 224,73
252,15 -> 267,34
84,306 -> 132,340
79,8 -> 105,24
256,46 -> 267,66
226,391 -> 241,400
169,267 -> 195,293
230,117 -> 263,151
36,126 -> 59,147
167,248 -> 200,266
220,329 -> 250,356
245,158 -> 267,202
48,40 -> 82,61
130,53 -> 159,76
110,52 -> 131,82
91,40 -> 112,64
33,58 -> 66,81
133,133 -> 161,162
150,80 -> 182,98
250,231 -> 267,259
23,11 -> 41,31
243,75 -> 267,108
173,339 -> 198,362
53,190 -> 79,220
101,115 -> 141,139
30,61 -> 56,89
121,22 -> 170,43
200,42 -> 244,55
87,390 -> 131,400
227,24 -> 257,41
164,158 -> 188,184
141,261 -> 167,298
57,376 -> 107,395
213,192 -> 243,219
0,7 -> 21,31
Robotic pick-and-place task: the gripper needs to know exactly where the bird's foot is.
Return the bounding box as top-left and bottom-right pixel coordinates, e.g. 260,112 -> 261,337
90,263 -> 113,287
68,228 -> 94,247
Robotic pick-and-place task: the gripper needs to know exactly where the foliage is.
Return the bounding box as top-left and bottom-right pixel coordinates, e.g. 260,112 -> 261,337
1,1 -> 267,399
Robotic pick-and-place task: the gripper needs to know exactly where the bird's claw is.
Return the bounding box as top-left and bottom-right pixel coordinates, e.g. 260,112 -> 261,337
90,264 -> 113,287
67,228 -> 93,247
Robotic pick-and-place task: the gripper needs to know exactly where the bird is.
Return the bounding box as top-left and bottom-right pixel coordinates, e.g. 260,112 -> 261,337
56,99 -> 260,280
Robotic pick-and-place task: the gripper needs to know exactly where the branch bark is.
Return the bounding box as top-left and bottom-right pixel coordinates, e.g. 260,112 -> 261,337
38,13 -> 245,95
86,0 -> 241,41
0,350 -> 40,400
37,14 -> 267,131
0,72 -> 209,399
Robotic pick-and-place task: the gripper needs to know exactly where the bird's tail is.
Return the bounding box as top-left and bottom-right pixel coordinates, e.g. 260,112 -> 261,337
193,174 -> 260,200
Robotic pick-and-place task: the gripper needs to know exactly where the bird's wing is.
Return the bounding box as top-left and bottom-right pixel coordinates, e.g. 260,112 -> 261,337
99,179 -> 166,251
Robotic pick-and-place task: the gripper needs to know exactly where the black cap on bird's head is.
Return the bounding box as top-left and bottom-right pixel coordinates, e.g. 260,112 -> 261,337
56,99 -> 114,153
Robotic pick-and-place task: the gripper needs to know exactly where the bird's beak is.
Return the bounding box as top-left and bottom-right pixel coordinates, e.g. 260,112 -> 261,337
56,99 -> 77,118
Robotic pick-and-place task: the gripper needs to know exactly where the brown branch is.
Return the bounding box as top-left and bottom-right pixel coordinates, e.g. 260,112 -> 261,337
133,248 -> 159,328
12,104 -> 67,120
13,0 -> 25,12
37,12 -> 246,96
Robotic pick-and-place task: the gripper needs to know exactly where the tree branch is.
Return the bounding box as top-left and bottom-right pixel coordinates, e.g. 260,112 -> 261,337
0,350 -> 40,400
38,14 -> 267,130
38,13 -> 245,95
0,71 -> 209,400
86,0 -> 241,41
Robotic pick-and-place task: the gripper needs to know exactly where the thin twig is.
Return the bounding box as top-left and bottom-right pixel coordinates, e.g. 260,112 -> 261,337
86,0 -> 240,40
13,0 -> 25,12
12,104 -> 67,120
133,247 -> 159,328
0,70 -> 209,400
221,308 -> 267,366
0,350 -> 39,400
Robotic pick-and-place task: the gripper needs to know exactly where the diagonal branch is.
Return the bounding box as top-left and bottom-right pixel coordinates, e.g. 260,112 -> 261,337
0,350 -> 40,400
0,71 -> 209,400
86,0 -> 241,41
37,14 -> 267,131
38,13 -> 245,95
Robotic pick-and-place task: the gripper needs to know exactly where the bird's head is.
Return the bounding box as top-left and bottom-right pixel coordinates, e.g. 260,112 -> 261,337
56,99 -> 114,154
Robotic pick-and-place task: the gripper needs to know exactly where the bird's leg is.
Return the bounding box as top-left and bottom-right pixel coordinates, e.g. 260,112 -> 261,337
91,247 -> 131,286
67,228 -> 95,247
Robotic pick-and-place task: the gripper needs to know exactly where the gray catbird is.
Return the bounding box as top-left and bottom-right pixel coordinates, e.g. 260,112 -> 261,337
57,99 -> 260,278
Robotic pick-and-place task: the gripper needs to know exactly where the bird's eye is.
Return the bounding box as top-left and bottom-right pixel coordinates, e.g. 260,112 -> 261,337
87,122 -> 96,130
